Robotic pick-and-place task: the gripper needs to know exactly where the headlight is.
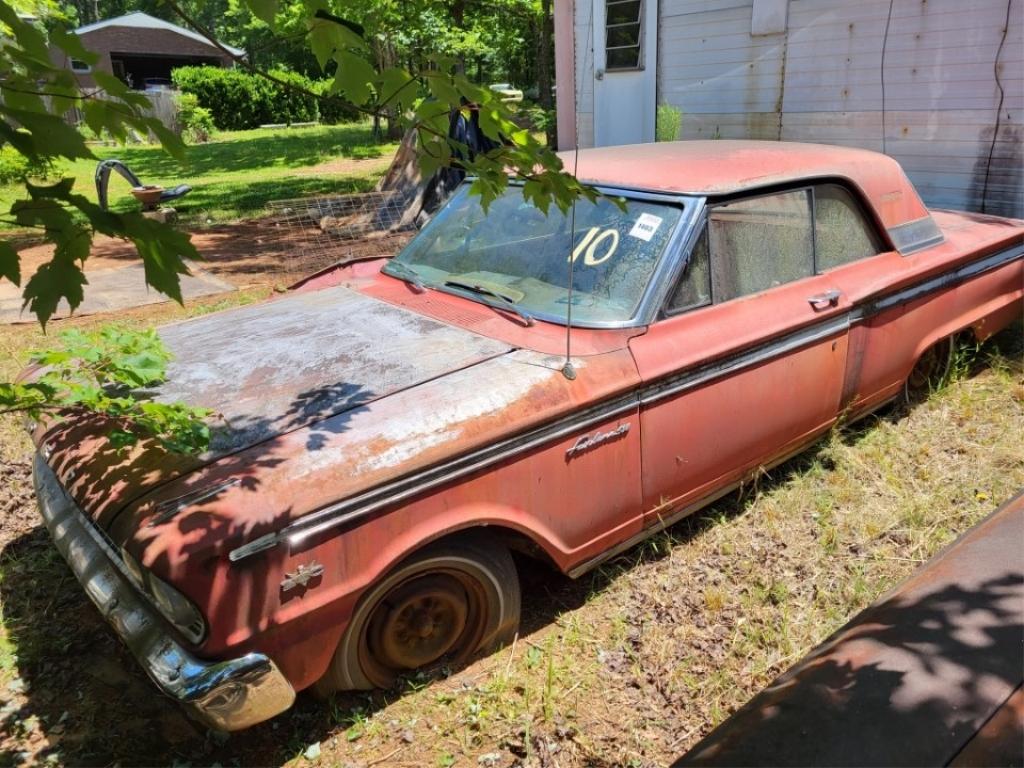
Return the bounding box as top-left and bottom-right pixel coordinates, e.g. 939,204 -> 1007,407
120,547 -> 207,644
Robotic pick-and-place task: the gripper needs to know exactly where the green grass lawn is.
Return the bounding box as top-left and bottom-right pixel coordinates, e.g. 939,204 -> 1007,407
0,123 -> 398,228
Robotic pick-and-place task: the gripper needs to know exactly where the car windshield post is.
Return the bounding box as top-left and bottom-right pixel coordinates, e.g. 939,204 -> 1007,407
388,183 -> 690,327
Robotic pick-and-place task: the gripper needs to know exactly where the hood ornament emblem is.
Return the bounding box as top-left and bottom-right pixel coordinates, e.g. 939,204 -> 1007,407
281,562 -> 325,592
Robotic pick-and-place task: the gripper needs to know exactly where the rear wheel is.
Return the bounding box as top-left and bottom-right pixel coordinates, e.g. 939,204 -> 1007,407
315,533 -> 520,693
903,335 -> 955,403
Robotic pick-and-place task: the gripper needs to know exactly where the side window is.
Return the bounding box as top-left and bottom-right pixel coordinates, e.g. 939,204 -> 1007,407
708,189 -> 813,302
814,184 -> 884,271
605,0 -> 643,70
667,226 -> 711,313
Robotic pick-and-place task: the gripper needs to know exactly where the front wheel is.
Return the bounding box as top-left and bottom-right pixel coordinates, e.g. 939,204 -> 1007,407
315,532 -> 520,693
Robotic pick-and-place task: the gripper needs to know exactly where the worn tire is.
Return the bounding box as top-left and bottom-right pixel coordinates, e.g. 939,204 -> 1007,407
903,335 -> 955,403
314,532 -> 520,694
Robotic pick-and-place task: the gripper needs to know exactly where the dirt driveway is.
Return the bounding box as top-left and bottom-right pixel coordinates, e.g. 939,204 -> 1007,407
11,218 -> 411,298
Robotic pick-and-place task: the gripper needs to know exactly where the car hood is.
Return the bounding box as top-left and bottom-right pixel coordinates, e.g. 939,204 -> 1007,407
38,285 -> 512,528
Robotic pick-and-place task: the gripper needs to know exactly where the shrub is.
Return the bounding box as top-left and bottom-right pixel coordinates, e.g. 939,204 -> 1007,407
175,92 -> 215,143
0,145 -> 60,184
656,103 -> 683,143
171,66 -> 320,130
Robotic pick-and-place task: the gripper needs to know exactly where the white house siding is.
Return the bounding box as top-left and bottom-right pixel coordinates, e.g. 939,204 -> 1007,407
573,1 -> 597,148
572,0 -> 1023,216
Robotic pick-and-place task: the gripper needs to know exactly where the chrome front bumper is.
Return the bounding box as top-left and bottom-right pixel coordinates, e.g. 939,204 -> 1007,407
32,454 -> 295,731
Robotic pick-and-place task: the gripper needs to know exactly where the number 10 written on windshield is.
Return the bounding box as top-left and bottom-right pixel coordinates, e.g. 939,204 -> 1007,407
569,227 -> 620,266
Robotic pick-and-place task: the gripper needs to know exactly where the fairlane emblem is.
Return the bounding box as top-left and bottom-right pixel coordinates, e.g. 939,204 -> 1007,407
566,423 -> 631,459
281,562 -> 325,592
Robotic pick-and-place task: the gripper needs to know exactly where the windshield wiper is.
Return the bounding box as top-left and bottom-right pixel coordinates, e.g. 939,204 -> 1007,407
443,279 -> 535,326
383,261 -> 428,292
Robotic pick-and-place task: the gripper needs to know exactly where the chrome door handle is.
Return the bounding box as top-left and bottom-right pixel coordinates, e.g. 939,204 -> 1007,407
807,289 -> 841,309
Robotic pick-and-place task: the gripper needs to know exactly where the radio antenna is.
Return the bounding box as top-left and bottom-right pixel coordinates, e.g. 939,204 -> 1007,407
562,0 -> 594,381
563,152 -> 579,380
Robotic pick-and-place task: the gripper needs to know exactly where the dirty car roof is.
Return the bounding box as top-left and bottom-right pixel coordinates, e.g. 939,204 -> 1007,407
559,140 -> 931,231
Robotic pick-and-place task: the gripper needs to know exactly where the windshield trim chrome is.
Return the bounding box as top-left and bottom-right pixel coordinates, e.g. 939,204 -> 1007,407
393,182 -> 704,330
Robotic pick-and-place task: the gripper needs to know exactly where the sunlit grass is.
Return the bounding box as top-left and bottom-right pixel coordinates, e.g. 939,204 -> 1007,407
0,123 -> 397,229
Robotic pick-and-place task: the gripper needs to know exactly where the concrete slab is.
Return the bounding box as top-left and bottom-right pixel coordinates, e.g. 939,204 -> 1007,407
0,262 -> 235,324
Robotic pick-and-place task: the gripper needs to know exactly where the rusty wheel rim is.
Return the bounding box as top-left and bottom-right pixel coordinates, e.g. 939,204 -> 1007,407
361,571 -> 486,686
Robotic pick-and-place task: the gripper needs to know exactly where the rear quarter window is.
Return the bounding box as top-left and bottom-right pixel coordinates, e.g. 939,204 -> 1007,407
814,184 -> 885,271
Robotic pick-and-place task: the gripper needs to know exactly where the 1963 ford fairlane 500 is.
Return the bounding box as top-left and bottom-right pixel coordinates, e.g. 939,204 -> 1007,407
29,141 -> 1023,729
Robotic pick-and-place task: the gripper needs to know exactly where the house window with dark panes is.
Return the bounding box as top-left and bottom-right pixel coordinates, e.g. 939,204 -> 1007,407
606,0 -> 643,70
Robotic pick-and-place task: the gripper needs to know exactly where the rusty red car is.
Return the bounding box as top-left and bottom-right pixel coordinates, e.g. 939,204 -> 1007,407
30,141 -> 1023,730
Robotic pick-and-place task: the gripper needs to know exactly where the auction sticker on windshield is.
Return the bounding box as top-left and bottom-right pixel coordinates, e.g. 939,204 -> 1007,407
629,213 -> 663,242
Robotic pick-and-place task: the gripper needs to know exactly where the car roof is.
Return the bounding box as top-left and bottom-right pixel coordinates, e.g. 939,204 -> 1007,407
558,140 -> 931,232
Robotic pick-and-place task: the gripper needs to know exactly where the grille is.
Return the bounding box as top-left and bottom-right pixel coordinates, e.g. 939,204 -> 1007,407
59,479 -> 207,645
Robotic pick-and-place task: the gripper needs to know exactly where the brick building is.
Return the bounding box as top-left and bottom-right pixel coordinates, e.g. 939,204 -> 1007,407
62,11 -> 244,91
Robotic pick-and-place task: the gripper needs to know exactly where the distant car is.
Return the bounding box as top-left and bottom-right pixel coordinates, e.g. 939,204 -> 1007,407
489,82 -> 523,102
29,142 -> 1024,731
142,77 -> 174,92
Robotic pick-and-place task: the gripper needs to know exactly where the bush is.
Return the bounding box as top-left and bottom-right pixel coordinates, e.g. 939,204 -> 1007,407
656,103 -> 683,142
175,92 -> 215,143
171,66 -> 320,130
0,145 -> 60,184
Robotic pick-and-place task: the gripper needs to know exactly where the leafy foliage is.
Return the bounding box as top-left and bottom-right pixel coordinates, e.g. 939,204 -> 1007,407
0,326 -> 213,454
656,104 -> 683,143
162,0 -> 586,214
172,65 -> 333,130
0,145 -> 60,185
0,3 -> 202,326
174,92 -> 215,143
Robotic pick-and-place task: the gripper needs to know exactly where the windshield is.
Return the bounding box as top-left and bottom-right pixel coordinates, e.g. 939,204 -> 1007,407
386,185 -> 683,324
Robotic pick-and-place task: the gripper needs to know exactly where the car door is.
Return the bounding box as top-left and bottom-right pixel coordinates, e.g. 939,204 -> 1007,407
629,188 -> 851,523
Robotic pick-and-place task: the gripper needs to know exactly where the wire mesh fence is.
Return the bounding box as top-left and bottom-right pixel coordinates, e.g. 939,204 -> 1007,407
263,189 -> 420,284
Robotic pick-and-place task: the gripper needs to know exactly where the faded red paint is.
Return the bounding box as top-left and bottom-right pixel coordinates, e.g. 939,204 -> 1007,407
560,140 -> 932,230
31,143 -> 1024,713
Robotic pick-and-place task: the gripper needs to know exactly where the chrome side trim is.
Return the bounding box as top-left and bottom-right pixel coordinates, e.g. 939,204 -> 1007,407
34,455 -> 295,730
149,477 -> 240,527
279,393 -> 640,550
858,243 -> 1024,318
230,241 -> 1023,562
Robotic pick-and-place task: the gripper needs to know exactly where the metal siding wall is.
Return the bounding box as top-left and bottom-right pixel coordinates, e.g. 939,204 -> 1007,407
643,0 -> 1024,215
574,1 -> 597,148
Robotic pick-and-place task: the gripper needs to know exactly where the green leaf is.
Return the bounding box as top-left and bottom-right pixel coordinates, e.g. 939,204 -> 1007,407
0,5 -> 50,63
245,0 -> 279,26
423,73 -> 460,108
0,107 -> 93,160
49,27 -> 99,65
0,241 -> 19,286
377,68 -> 414,109
122,215 -> 200,304
145,119 -> 187,162
332,52 -> 375,105
21,259 -> 88,328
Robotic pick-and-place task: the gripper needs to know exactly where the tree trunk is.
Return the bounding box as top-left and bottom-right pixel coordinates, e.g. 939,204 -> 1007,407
451,0 -> 467,74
